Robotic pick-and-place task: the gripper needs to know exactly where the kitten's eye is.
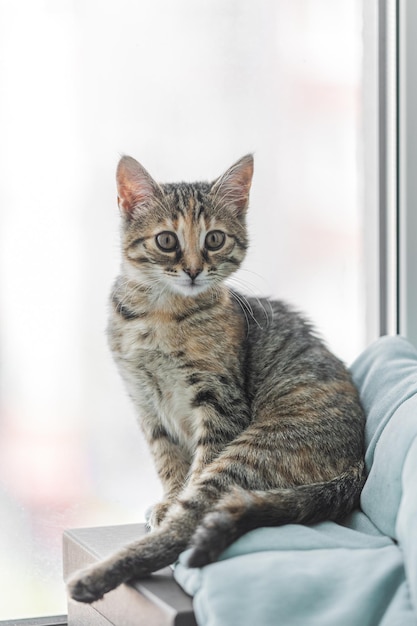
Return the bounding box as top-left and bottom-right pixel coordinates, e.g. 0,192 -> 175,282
205,230 -> 226,251
156,231 -> 178,252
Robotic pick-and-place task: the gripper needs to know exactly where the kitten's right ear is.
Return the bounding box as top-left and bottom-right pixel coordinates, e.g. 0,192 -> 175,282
116,156 -> 159,217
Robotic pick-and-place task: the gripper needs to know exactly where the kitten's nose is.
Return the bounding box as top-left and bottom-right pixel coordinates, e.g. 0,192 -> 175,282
184,268 -> 202,281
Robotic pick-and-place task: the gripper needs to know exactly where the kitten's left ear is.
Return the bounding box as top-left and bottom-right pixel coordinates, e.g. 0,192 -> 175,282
211,154 -> 254,214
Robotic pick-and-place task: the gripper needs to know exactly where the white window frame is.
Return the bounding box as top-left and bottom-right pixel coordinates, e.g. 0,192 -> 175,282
377,0 -> 399,336
398,0 -> 417,347
379,0 -> 417,346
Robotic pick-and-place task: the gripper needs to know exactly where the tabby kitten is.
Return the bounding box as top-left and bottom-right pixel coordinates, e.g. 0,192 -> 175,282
68,154 -> 365,603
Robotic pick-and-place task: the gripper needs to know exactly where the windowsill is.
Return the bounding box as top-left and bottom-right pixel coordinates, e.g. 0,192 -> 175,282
0,616 -> 67,626
63,523 -> 196,626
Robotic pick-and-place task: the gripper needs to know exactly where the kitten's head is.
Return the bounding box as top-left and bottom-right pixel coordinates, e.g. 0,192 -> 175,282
116,154 -> 253,298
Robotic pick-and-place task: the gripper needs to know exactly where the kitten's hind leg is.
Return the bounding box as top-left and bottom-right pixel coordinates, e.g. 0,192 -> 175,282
68,485 -> 219,603
68,447 -> 262,603
67,520 -> 193,603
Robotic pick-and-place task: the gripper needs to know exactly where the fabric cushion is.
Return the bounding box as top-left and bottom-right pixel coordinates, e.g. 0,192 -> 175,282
352,336 -> 417,540
175,336 -> 417,626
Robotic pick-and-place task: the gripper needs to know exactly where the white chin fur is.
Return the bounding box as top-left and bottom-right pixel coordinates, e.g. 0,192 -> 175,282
169,280 -> 211,297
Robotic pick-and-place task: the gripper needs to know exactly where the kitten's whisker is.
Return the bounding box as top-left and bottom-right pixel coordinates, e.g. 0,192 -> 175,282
117,276 -> 162,305
232,290 -> 264,331
229,290 -> 250,337
237,267 -> 274,291
229,289 -> 264,332
226,276 -> 273,328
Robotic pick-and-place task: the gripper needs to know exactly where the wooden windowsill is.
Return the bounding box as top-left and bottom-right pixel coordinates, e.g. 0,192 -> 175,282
63,524 -> 196,626
0,617 -> 67,626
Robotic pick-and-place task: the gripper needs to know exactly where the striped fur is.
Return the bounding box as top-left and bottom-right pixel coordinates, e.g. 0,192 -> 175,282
68,155 -> 365,603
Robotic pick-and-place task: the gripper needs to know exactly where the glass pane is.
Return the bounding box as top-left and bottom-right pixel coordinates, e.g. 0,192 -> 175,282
0,0 -> 373,619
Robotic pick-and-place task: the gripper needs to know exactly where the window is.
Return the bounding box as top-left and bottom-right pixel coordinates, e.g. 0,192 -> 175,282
0,0 -> 394,620
398,0 -> 417,346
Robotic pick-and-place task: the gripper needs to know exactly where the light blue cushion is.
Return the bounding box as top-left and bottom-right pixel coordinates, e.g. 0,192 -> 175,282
351,336 -> 417,540
397,435 -> 417,616
175,336 -> 417,626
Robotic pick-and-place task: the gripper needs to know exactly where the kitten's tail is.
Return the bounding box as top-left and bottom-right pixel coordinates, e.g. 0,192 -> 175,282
187,460 -> 366,568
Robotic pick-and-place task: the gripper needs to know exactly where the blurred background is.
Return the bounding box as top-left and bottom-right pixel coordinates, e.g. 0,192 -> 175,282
0,0 -> 376,619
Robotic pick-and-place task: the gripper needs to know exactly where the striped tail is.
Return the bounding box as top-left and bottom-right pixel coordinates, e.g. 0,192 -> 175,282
187,460 -> 366,568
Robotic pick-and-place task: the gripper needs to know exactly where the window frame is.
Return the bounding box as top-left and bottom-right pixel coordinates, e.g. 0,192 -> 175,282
0,617 -> 67,626
398,0 -> 417,346
378,0 -> 417,347
377,0 -> 399,336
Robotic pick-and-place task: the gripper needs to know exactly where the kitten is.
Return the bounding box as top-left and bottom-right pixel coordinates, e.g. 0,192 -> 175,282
68,154 -> 365,603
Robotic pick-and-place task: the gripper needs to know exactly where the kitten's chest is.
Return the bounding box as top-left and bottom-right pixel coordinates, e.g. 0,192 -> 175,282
110,315 -> 206,442
114,308 -> 210,371
110,301 -> 237,369
108,295 -> 245,445
139,352 -> 195,445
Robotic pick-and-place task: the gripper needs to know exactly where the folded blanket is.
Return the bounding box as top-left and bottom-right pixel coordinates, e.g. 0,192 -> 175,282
175,336 -> 417,626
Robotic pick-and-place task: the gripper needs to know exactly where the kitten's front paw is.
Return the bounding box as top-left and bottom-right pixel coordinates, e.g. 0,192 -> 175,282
67,567 -> 111,604
145,500 -> 172,531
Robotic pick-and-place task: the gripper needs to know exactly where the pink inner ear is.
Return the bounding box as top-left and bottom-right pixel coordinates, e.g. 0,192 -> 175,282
116,156 -> 156,216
